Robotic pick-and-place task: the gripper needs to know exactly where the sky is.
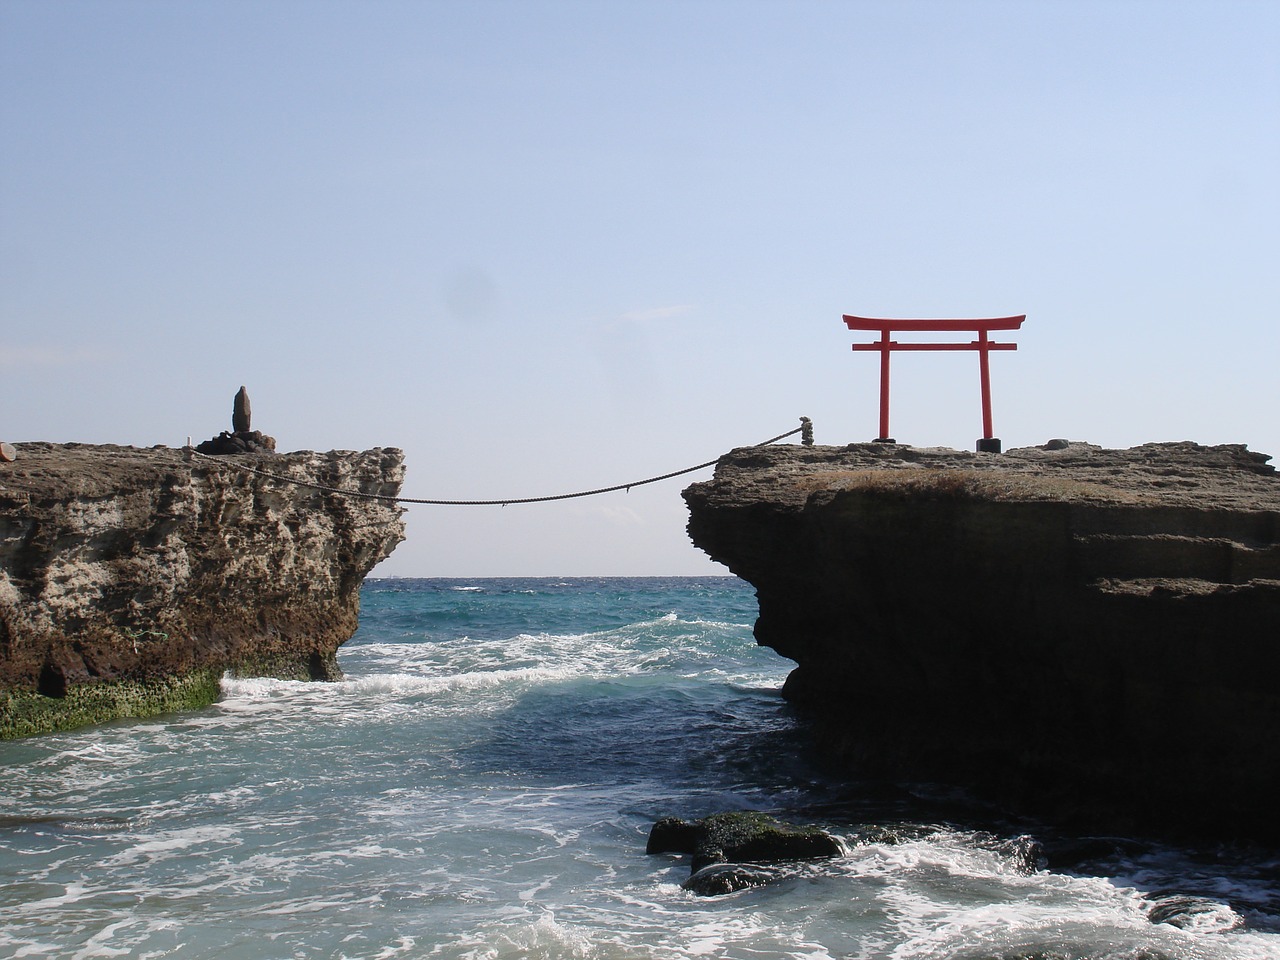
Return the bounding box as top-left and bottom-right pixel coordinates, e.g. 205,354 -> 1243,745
2,0 -> 1277,577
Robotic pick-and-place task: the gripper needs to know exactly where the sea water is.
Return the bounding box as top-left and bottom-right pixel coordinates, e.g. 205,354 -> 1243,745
1,577 -> 1277,960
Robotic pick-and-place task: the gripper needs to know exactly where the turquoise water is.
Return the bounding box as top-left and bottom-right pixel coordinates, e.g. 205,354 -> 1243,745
1,577 -> 1277,959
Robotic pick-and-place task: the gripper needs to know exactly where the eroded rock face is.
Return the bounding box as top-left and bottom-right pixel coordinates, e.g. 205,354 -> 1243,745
1,443 -> 406,737
683,441 -> 1280,842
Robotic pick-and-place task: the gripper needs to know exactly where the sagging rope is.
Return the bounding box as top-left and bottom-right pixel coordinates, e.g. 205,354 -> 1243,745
184,417 -> 814,506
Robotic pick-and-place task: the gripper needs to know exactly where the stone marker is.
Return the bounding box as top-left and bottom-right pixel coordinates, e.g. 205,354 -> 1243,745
0,442 -> 16,463
194,387 -> 277,455
233,386 -> 252,434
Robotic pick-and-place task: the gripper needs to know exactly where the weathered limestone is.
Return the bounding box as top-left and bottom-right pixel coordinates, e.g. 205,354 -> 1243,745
683,441 -> 1280,842
1,443 -> 406,738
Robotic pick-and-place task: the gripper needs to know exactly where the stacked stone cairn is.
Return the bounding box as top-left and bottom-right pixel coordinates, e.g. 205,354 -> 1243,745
195,386 -> 277,455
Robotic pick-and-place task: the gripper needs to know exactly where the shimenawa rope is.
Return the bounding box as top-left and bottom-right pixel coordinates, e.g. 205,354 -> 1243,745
183,417 -> 813,507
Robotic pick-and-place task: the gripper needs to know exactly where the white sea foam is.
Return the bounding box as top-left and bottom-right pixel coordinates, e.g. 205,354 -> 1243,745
219,665 -> 582,708
451,912 -> 621,960
101,824 -> 241,868
826,830 -> 1279,960
369,936 -> 418,959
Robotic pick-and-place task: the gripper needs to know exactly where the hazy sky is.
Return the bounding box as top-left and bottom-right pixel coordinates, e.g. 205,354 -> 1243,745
3,0 -> 1276,576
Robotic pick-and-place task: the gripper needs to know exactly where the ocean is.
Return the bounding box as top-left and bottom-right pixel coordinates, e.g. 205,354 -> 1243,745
1,577 -> 1276,959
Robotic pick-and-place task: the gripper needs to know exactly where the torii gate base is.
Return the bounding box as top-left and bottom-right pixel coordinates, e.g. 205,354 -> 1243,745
844,315 -> 1025,454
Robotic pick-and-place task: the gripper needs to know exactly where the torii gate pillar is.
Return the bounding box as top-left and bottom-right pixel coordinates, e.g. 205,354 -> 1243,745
844,315 -> 1025,453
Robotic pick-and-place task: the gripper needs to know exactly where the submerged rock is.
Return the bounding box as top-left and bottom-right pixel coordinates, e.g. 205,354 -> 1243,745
1146,894 -> 1243,932
648,811 -> 844,895
682,863 -> 782,897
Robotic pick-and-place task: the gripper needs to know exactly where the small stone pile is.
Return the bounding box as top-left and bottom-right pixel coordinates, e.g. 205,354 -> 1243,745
195,386 -> 277,455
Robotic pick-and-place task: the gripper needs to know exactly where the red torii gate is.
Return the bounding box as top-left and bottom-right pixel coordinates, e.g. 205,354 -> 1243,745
843,314 -> 1025,453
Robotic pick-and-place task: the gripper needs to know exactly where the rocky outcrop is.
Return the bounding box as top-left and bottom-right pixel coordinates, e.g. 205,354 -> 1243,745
1,443 -> 406,738
647,811 -> 844,895
683,441 -> 1280,842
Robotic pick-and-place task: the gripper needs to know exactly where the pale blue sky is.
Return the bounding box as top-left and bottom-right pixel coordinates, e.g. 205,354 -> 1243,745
3,0 -> 1276,575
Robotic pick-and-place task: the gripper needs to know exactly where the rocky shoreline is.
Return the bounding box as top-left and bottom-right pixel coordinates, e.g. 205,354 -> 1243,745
683,440 -> 1280,843
1,442 -> 405,738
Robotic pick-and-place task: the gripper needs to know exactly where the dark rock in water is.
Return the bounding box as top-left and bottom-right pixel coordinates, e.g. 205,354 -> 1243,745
647,817 -> 700,856
682,441 -> 1280,843
649,811 -> 844,871
1039,835 -> 1152,871
648,811 -> 843,894
846,822 -> 930,846
683,863 -> 782,896
233,386 -> 252,434
974,833 -> 1045,876
1147,894 -> 1243,932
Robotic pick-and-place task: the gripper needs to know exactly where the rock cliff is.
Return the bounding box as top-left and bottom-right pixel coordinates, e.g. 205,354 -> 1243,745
1,443 -> 406,738
683,441 -> 1280,842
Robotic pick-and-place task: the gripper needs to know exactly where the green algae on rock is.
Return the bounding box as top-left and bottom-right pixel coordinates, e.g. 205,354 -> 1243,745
0,668 -> 223,739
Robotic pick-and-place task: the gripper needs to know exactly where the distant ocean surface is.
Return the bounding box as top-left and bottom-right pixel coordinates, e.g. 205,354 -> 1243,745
2,577 -> 1277,959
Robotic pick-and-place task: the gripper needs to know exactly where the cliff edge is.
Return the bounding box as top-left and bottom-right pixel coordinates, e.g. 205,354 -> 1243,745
1,443 -> 406,738
684,441 -> 1280,842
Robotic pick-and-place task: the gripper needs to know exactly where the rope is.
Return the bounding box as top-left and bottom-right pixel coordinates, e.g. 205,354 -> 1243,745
184,417 -> 812,507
